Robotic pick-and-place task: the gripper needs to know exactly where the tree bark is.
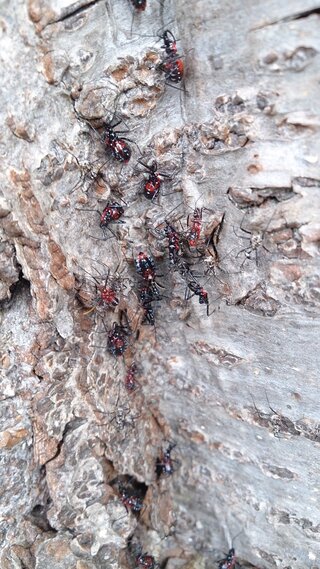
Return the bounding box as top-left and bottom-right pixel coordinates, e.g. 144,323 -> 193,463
0,1 -> 319,568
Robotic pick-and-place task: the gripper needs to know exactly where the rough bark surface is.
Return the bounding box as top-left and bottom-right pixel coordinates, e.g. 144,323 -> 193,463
0,1 -> 319,569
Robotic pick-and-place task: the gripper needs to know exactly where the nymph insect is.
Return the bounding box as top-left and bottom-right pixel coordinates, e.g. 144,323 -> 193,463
233,207 -> 277,267
186,207 -> 203,248
161,30 -> 178,58
218,548 -> 240,569
216,531 -> 243,569
159,30 -> 184,83
119,483 -> 144,514
136,552 -> 159,569
76,109 -> 137,164
103,117 -> 132,162
185,279 -> 218,317
130,0 -> 146,10
124,362 -> 140,392
138,160 -> 171,201
135,252 -> 157,282
164,221 -> 183,266
77,261 -> 123,314
160,56 -> 184,84
156,441 -> 178,477
107,311 -> 131,357
78,201 -> 125,240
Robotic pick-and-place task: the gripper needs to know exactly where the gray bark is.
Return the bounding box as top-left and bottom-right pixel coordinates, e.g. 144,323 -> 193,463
0,1 -> 319,568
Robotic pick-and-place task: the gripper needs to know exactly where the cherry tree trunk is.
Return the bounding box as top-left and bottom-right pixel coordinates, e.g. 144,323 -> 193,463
0,1 -> 319,569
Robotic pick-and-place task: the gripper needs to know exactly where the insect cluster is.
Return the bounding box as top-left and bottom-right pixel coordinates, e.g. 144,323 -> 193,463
62,2 -> 277,568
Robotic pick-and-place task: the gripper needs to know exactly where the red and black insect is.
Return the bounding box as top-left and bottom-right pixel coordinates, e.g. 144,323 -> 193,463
142,304 -> 156,326
77,201 -> 125,240
164,221 -> 182,266
78,262 -> 121,314
161,30 -> 178,58
135,252 -> 157,282
158,29 -> 184,84
138,282 -> 165,326
139,286 -> 155,322
103,116 -> 133,163
76,109 -> 135,164
107,312 -> 131,357
124,362 -> 140,392
136,552 -> 159,569
98,286 -> 119,308
139,293 -> 156,325
160,56 -> 184,84
218,548 -> 240,569
135,253 -> 164,326
187,281 -> 208,306
119,483 -> 144,514
107,323 -> 129,357
139,160 -> 171,201
186,280 -> 214,317
100,202 -> 125,227
156,441 -> 178,477
186,207 -> 203,248
130,0 -> 146,10
139,284 -> 157,305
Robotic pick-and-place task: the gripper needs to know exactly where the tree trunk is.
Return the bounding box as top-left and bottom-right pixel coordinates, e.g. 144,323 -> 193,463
0,1 -> 319,568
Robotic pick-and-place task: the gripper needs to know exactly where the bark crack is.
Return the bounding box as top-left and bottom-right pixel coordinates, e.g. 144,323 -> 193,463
43,418 -> 86,466
45,0 -> 104,28
251,7 -> 320,30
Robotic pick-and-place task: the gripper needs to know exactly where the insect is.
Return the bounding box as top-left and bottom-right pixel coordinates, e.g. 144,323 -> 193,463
75,108 -> 135,163
138,282 -> 165,326
164,221 -> 182,266
135,252 -> 157,282
136,552 -> 159,569
186,207 -> 203,248
107,312 -> 131,357
74,85 -> 143,165
218,548 -> 240,569
77,262 -> 122,315
100,202 -> 125,227
151,207 -> 184,265
138,160 -> 171,201
160,56 -> 184,84
250,392 -> 299,439
102,115 -> 134,162
138,284 -> 159,305
98,286 -> 119,308
156,441 -> 178,477
233,208 -> 277,267
161,30 -> 178,58
140,298 -> 156,325
119,483 -> 144,514
124,362 -> 140,392
77,201 -> 125,240
136,256 -> 164,306
216,531 -> 244,569
185,279 -> 218,317
174,257 -> 198,281
186,280 -> 208,307
56,142 -> 106,194
130,0 -> 146,10
108,405 -> 140,432
159,30 -> 184,83
135,254 -> 164,326
107,323 -> 130,356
